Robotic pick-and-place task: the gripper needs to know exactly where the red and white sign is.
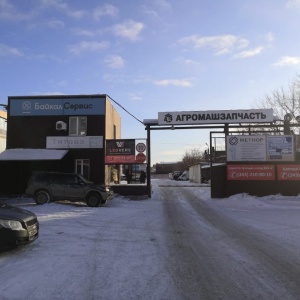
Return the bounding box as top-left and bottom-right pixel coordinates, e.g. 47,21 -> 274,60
136,143 -> 146,152
277,165 -> 300,181
135,153 -> 146,163
227,164 -> 275,181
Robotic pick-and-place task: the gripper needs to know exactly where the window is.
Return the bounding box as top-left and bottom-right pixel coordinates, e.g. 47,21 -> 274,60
69,116 -> 87,136
75,159 -> 90,179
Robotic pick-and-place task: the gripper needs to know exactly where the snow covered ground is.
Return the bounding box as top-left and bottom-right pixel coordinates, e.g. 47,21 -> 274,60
1,176 -> 300,300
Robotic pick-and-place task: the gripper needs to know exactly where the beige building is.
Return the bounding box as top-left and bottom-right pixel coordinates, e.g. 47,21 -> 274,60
0,109 -> 7,153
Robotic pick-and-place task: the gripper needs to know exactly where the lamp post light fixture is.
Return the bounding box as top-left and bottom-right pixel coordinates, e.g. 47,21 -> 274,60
284,113 -> 293,122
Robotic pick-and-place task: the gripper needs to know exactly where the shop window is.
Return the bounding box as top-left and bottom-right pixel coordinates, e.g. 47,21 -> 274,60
69,116 -> 87,136
75,159 -> 90,179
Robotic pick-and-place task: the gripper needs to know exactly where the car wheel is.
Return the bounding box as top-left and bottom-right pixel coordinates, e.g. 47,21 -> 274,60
34,190 -> 51,205
86,193 -> 101,207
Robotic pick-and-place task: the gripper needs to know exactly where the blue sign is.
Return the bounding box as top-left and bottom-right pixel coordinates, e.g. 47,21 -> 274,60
9,98 -> 105,116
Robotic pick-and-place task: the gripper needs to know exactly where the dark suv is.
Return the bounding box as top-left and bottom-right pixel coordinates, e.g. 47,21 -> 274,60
25,172 -> 113,207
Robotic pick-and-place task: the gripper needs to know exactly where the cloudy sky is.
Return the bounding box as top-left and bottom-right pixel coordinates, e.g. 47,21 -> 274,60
1,0 -> 300,164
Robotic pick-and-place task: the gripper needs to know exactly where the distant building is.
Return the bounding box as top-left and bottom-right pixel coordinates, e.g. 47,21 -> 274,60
0,109 -> 7,153
155,162 -> 181,174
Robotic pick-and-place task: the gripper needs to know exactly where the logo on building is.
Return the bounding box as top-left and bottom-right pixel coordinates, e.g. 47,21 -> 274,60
22,101 -> 31,111
164,113 -> 172,123
116,142 -> 125,147
229,136 -> 238,145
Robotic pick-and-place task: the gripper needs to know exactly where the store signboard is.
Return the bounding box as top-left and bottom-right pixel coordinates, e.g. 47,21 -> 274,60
158,109 -> 273,125
227,135 -> 267,162
46,136 -> 103,149
277,165 -> 300,181
105,139 -> 147,164
267,135 -> 294,161
10,98 -> 105,116
227,164 -> 275,181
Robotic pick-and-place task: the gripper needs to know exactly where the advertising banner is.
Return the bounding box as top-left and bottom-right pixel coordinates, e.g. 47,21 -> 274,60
226,135 -> 267,161
105,139 -> 147,164
267,135 -> 294,161
158,109 -> 273,125
277,165 -> 300,181
105,139 -> 136,164
227,164 -> 275,181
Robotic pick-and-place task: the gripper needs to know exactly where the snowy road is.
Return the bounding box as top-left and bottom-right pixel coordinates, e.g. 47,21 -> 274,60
160,185 -> 300,300
1,178 -> 300,300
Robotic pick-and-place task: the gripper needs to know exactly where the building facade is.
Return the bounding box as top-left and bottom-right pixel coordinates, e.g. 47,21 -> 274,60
0,94 -> 121,195
0,109 -> 7,153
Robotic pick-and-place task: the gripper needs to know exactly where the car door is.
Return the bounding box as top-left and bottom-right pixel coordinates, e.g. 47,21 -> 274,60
63,174 -> 85,201
49,174 -> 65,200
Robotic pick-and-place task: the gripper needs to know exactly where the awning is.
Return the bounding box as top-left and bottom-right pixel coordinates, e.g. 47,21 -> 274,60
0,149 -> 69,161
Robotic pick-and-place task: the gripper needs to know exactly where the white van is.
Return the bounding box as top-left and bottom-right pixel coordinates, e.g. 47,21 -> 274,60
178,171 -> 189,181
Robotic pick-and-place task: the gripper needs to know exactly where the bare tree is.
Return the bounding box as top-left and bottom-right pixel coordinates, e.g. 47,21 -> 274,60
179,148 -> 205,170
255,75 -> 300,120
254,75 -> 300,134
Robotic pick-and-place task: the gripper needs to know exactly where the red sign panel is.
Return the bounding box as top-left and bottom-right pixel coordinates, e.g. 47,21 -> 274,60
135,153 -> 146,163
227,164 -> 275,181
277,165 -> 300,181
105,155 -> 136,164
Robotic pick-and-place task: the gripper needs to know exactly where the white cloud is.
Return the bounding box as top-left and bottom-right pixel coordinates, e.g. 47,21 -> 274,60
38,0 -> 87,19
234,47 -> 264,59
128,93 -> 143,101
113,20 -> 145,41
178,34 -> 249,55
0,0 -> 31,21
93,4 -> 118,20
154,0 -> 172,9
265,32 -> 274,43
175,57 -> 202,67
0,44 -> 24,57
273,56 -> 300,66
154,79 -> 192,87
286,0 -> 300,9
42,91 -> 65,95
45,19 -> 65,29
68,41 -> 110,55
105,55 -> 124,69
73,29 -> 96,37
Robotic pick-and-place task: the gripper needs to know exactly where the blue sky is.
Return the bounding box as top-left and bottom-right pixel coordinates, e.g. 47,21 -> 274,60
1,0 -> 300,165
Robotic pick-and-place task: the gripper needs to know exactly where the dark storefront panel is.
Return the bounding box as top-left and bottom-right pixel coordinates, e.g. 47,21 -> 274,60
0,160 -> 64,196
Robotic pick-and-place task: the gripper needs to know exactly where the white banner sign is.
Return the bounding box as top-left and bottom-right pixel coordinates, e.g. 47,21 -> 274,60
46,136 -> 103,149
227,135 -> 267,161
158,109 -> 273,125
267,135 -> 294,161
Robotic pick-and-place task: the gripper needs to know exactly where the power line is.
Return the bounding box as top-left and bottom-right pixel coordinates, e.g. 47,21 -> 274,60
107,95 -> 144,125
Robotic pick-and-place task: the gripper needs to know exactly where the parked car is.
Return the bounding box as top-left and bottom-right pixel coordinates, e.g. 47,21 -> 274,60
0,203 -> 39,248
25,172 -> 114,207
172,171 -> 183,180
